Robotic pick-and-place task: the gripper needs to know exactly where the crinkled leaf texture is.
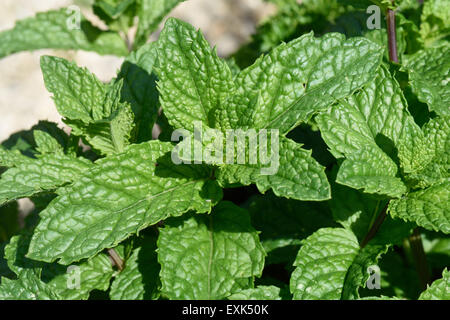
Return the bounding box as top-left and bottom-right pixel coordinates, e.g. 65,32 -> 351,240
158,201 -> 265,300
41,55 -> 135,155
156,18 -> 384,201
404,46 -> 449,117
0,270 -> 61,300
156,18 -> 236,129
117,42 -> 160,142
389,179 -> 450,234
27,141 -> 222,264
419,0 -> 450,46
215,137 -> 331,201
316,65 -> 431,197
0,9 -> 128,59
0,130 -> 92,206
419,269 -> 449,300
214,32 -> 384,135
290,228 -> 388,300
4,232 -> 114,299
227,286 -> 281,300
409,116 -> 449,187
329,174 -> 413,244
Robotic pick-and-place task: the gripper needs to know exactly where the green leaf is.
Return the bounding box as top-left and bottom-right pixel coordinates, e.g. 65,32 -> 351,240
336,145 -> 407,198
41,55 -> 135,155
134,0 -> 185,48
227,286 -> 282,300
341,244 -> 389,300
0,270 -> 61,300
5,231 -> 114,299
216,32 -> 383,135
389,179 -> 450,234
216,137 -> 331,201
110,235 -> 160,300
317,65 -> 431,175
0,9 -> 128,59
409,116 -> 450,187
158,201 -> 265,300
40,55 -> 108,123
156,18 -> 235,129
117,42 -> 160,142
329,174 -> 413,244
0,153 -> 92,206
316,65 -> 434,197
290,228 -> 388,300
420,0 -> 450,46
94,0 -> 136,19
419,268 -> 449,300
0,147 -> 29,167
34,130 -> 64,154
404,46 -> 450,117
27,141 -> 222,264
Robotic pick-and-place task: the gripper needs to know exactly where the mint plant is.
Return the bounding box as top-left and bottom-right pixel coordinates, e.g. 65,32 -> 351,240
0,0 -> 448,300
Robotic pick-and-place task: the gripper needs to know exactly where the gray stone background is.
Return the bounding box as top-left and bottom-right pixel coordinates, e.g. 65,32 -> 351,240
0,0 -> 276,142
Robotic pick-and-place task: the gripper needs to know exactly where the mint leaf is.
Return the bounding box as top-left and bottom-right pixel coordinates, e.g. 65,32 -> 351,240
117,42 -> 160,142
27,141 -> 221,264
158,201 -> 265,299
216,137 -> 331,201
94,0 -> 135,19
341,244 -> 389,300
329,174 -> 413,244
0,9 -> 128,59
317,65 -> 431,175
420,0 -> 450,46
0,146 -> 92,206
4,231 -> 114,299
41,55 -> 135,155
134,0 -> 185,48
227,286 -> 281,300
290,228 -> 388,300
409,116 -> 450,187
419,268 -> 449,300
156,18 -> 235,129
216,32 -> 383,135
389,179 -> 450,234
404,46 -> 450,117
316,65 -> 433,197
0,270 -> 61,300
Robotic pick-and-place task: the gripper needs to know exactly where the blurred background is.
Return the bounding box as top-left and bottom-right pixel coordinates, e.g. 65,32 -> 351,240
0,0 -> 277,142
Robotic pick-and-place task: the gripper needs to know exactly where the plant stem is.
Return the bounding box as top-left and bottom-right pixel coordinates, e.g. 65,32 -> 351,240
387,7 -> 399,63
107,248 -> 124,271
360,203 -> 388,248
409,228 -> 430,291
